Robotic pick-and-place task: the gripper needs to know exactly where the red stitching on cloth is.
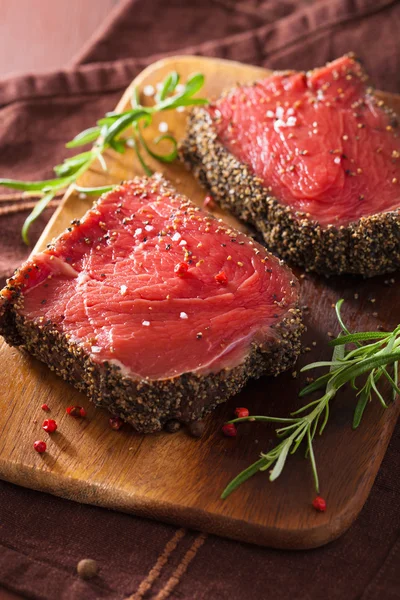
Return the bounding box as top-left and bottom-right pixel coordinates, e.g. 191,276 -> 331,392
126,528 -> 187,600
0,199 -> 61,217
0,191 -> 64,203
154,533 -> 208,600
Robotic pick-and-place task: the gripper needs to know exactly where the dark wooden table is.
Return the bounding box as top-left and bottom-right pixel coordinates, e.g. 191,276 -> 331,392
0,0 -> 119,77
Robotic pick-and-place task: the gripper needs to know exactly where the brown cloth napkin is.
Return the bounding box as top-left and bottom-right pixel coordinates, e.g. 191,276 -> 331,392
1,1 -> 400,598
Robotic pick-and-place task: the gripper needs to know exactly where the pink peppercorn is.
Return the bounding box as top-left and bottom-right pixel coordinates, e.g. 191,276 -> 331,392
174,262 -> 189,277
222,423 -> 237,437
66,406 -> 86,418
234,407 -> 249,419
33,440 -> 47,453
312,496 -> 327,512
42,419 -> 57,433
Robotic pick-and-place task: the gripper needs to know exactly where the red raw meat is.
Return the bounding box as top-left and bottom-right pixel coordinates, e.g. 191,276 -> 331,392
182,55 -> 400,276
0,177 -> 302,432
210,55 -> 400,227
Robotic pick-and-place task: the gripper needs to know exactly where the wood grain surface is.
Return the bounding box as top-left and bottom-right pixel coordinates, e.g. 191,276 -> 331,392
0,56 -> 399,549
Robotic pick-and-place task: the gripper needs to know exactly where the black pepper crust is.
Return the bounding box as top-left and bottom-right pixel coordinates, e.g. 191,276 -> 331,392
0,297 -> 302,433
180,108 -> 400,277
0,175 -> 303,434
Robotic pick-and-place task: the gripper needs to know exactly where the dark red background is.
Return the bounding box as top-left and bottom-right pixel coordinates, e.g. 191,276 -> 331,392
0,1 -> 399,598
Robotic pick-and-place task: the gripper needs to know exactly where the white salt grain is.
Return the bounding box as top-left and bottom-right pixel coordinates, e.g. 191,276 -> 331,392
91,346 -> 101,354
120,285 -> 128,295
145,225 -> 154,232
142,321 -> 150,327
180,312 -> 188,319
143,84 -> 155,97
274,119 -> 285,132
172,232 -> 181,241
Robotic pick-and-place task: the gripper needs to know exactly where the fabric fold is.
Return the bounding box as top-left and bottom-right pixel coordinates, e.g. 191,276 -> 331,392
0,0 -> 400,598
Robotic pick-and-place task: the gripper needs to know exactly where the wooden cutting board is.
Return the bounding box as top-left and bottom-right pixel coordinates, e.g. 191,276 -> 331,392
0,56 -> 399,550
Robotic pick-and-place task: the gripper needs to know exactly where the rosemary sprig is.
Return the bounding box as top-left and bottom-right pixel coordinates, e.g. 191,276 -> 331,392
0,71 -> 208,244
221,300 -> 400,499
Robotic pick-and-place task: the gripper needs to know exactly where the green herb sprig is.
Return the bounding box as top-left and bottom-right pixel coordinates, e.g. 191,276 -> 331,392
0,71 -> 208,244
221,300 -> 400,499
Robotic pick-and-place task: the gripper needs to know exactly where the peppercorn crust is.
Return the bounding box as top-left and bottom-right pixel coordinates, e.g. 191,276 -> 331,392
180,107 -> 400,277
0,296 -> 302,433
0,177 -> 303,433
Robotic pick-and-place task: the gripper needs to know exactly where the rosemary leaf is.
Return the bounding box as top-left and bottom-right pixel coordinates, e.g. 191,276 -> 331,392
158,96 -> 209,110
66,127 -> 101,148
103,111 -> 148,144
329,331 -> 391,345
220,458 -> 268,500
137,130 -> 178,163
54,151 -> 93,177
353,386 -> 370,429
0,70 -> 208,243
228,416 -> 299,424
301,360 -> 347,371
221,299 -> 400,499
306,428 -> 319,490
370,371 -> 388,408
0,177 -> 69,192
179,73 -> 205,97
269,439 -> 291,481
132,136 -> 153,177
298,372 -> 331,397
332,351 -> 400,388
156,71 -> 180,103
73,185 -> 115,196
22,191 -> 55,245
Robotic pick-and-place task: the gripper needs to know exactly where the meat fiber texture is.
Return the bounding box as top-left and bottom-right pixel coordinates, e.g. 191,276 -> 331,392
0,176 -> 302,433
181,55 -> 400,276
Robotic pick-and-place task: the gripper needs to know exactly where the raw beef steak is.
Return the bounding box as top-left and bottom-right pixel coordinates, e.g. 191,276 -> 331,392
181,54 -> 400,276
0,176 -> 302,432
